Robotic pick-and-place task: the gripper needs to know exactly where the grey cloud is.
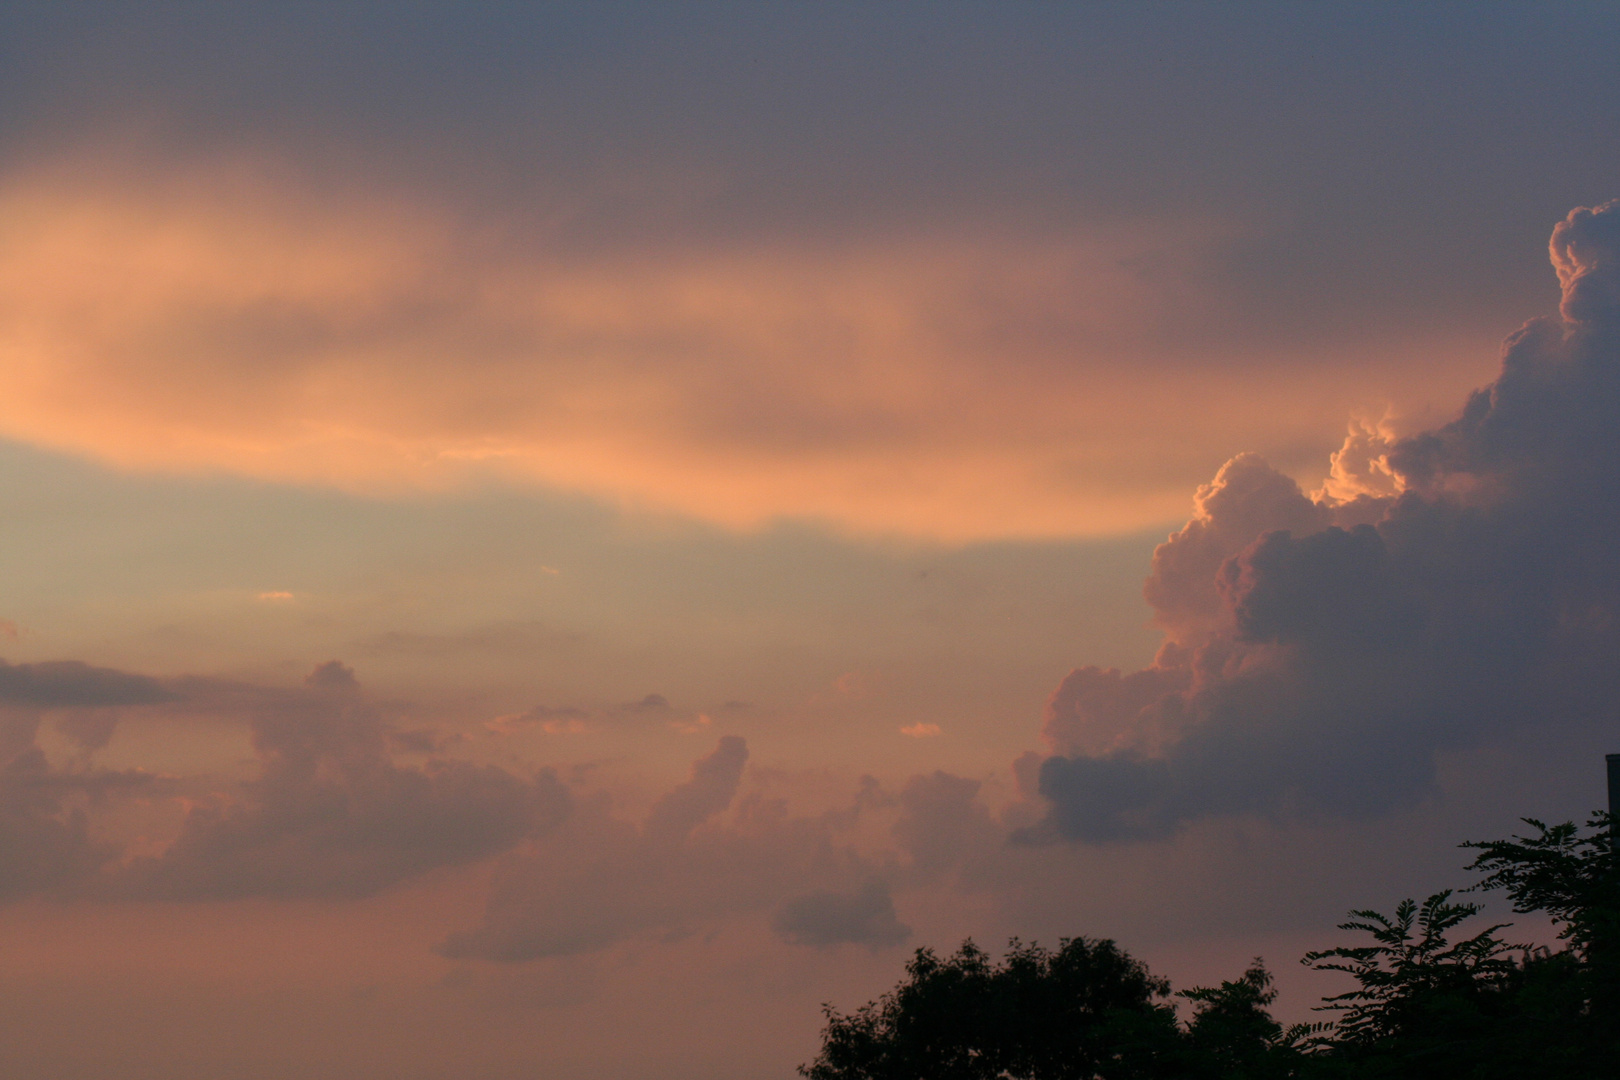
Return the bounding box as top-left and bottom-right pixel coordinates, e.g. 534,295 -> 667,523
1041,666 -> 1190,761
0,658 -> 174,708
0,657 -> 570,903
0,722 -> 166,898
116,664 -> 569,900
892,771 -> 996,876
1035,201 -> 1620,842
1552,202 -> 1620,324
440,738 -> 909,962
303,660 -> 357,690
1221,524 -> 1424,653
772,881 -> 909,949
54,711 -> 120,755
0,748 -> 120,900
387,726 -> 455,754
0,657 -> 174,897
643,734 -> 746,841
1142,453 -> 1332,649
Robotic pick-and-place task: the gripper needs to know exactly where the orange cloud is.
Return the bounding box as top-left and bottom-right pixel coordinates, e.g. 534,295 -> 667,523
0,159 -> 1499,540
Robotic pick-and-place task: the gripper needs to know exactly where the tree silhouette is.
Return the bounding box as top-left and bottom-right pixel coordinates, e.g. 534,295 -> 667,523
799,937 -> 1188,1079
1298,891 -> 1521,1077
1461,813 -> 1620,1076
800,810 -> 1620,1079
1178,962 -> 1306,1080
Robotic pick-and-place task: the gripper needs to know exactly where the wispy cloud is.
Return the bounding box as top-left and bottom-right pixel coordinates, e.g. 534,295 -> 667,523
0,160 -> 1493,540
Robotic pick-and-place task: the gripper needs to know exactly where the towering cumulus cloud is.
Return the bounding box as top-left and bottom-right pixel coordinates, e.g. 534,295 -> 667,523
1035,202 -> 1620,841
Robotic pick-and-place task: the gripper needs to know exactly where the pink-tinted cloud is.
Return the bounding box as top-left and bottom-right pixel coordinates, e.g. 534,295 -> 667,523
0,661 -> 1010,926
116,666 -> 570,899
772,880 -> 909,949
0,663 -> 166,898
484,706 -> 590,736
1033,201 -> 1620,840
0,159 -> 1498,540
0,655 -> 572,901
439,740 -> 1016,961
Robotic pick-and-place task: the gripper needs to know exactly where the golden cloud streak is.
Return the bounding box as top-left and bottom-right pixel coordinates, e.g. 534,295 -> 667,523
0,163 -> 1495,539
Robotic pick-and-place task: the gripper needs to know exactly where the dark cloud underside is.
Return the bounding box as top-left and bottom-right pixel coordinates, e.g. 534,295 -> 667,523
1035,203 -> 1620,841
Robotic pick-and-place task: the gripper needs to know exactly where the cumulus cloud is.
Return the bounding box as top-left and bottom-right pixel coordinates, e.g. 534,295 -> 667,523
438,739 -> 965,962
0,656 -> 577,903
1034,201 -> 1620,841
115,664 -> 569,899
0,747 -> 127,900
303,660 -> 358,690
772,880 -> 909,949
892,771 -> 998,876
0,658 -> 168,898
440,737 -> 764,961
643,735 -> 747,841
0,652 -> 1000,953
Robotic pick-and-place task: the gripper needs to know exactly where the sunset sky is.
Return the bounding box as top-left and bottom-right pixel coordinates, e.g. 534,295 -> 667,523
3,4 -> 1620,1077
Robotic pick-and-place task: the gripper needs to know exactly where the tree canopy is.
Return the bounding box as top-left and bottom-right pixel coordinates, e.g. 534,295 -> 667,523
800,813 -> 1618,1080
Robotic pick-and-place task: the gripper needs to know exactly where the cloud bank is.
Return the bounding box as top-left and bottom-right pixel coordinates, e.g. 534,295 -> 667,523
119,668 -> 570,899
0,654 -> 1002,942
0,659 -> 570,901
439,743 -> 1010,961
0,658 -> 174,709
439,736 -> 864,961
1034,202 -> 1620,841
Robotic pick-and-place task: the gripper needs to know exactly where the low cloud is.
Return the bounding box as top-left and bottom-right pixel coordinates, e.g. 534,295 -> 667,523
643,735 -> 747,842
0,657 -> 573,903
0,656 -> 1004,955
117,665 -> 570,899
893,771 -> 998,877
1034,201 -> 1620,841
772,881 -> 909,949
0,657 -> 168,899
439,737 -> 765,961
303,660 -> 358,690
439,740 -> 979,962
0,658 -> 174,709
0,747 -> 133,900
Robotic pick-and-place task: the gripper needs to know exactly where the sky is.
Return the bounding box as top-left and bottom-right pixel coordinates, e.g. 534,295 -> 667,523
1,3 -> 1618,1076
